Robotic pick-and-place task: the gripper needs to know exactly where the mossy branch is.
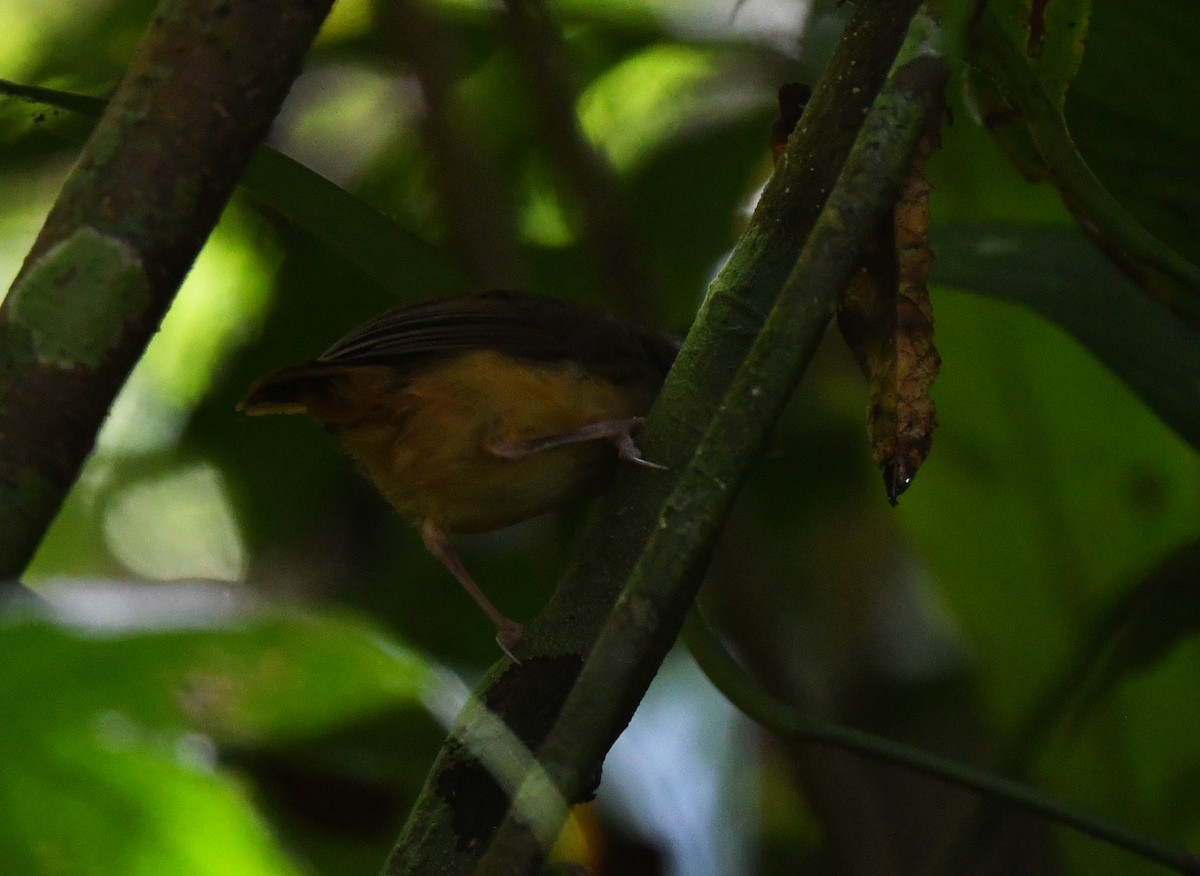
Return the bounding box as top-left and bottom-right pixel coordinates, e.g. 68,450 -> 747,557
384,3 -> 938,873
0,0 -> 332,579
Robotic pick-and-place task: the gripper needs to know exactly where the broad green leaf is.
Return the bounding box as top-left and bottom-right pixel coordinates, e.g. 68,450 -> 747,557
899,287 -> 1200,727
1077,540 -> 1200,713
0,743 -> 300,876
967,2 -> 1200,324
895,288 -> 1200,861
931,220 -> 1200,452
1065,1 -> 1200,267
6,581 -> 433,740
0,582 -> 435,874
0,79 -> 468,297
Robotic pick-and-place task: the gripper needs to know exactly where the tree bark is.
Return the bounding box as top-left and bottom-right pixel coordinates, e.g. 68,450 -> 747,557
0,0 -> 332,578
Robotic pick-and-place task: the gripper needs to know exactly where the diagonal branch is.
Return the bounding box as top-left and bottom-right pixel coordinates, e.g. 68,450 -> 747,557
384,2 -> 937,874
474,22 -> 950,875
0,0 -> 332,578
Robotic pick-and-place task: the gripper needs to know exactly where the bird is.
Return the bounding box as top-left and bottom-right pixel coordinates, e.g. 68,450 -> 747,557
239,290 -> 679,658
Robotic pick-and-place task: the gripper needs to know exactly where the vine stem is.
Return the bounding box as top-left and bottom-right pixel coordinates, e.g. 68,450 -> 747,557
682,610 -> 1200,875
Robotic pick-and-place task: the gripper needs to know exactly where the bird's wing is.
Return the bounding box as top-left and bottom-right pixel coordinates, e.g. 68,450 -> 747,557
318,290 -> 600,369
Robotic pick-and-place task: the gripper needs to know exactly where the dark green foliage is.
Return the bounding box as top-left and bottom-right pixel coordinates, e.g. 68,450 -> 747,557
2,1 -> 1198,874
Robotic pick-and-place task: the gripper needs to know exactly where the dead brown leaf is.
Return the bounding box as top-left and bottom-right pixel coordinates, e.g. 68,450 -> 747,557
838,123 -> 942,504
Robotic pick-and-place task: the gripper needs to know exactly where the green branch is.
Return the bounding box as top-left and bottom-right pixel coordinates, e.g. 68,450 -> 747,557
470,22 -> 950,876
383,1 -> 932,873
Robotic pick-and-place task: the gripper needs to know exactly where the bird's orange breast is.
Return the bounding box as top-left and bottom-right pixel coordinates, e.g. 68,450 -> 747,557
317,350 -> 657,532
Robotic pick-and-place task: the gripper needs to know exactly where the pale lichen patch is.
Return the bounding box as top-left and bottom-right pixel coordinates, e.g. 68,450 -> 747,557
8,227 -> 150,369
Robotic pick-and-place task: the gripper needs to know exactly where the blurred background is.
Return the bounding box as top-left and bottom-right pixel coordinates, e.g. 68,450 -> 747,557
2,0 -> 1199,874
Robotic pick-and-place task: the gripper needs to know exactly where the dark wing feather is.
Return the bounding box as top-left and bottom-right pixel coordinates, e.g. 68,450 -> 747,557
318,290 -> 677,383
241,291 -> 680,414
319,292 -> 555,364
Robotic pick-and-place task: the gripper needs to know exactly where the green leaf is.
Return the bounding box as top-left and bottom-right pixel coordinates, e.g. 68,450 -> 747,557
897,293 -> 1200,863
931,220 -> 1200,452
576,43 -> 763,174
898,286 -> 1200,729
966,3 -> 1200,324
0,582 -> 435,874
0,78 -> 468,297
240,147 -> 469,297
0,743 -> 301,876
1065,2 -> 1200,268
1078,540 -> 1200,712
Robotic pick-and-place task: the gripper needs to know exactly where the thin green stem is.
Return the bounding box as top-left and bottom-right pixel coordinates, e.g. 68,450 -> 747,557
683,609 -> 1200,874
0,78 -> 106,113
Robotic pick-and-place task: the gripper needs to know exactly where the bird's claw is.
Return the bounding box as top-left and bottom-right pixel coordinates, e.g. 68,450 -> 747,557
495,619 -> 526,664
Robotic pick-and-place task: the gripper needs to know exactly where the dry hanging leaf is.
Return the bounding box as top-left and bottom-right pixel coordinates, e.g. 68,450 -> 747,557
838,124 -> 941,504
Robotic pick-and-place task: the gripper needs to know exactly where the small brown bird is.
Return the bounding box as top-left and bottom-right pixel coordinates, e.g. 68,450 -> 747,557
240,290 -> 678,657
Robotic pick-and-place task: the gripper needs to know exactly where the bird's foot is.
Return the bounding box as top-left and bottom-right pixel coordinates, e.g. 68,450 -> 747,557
495,618 -> 526,663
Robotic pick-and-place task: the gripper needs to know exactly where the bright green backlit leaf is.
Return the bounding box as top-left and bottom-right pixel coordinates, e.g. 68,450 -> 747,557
0,742 -> 299,876
522,42 -> 761,246
314,0 -> 372,44
101,462 -> 246,582
577,44 -> 758,173
0,583 -> 437,873
137,202 -> 278,409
